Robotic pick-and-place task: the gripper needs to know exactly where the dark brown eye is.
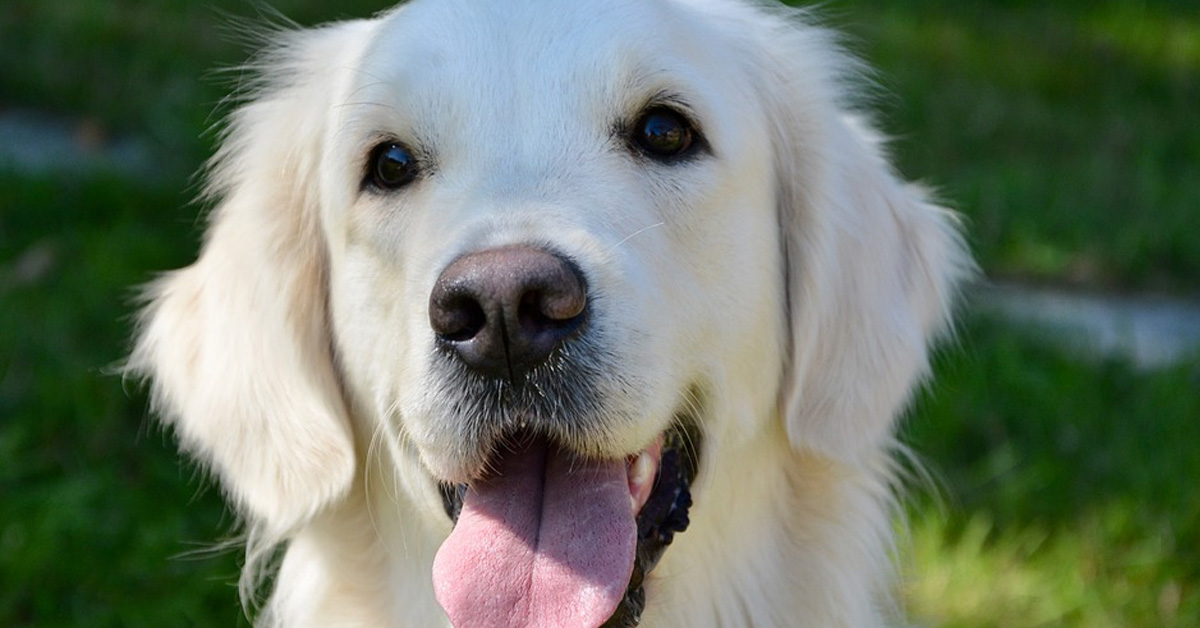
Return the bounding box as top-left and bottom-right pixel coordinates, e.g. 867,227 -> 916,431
633,108 -> 695,159
368,142 -> 420,190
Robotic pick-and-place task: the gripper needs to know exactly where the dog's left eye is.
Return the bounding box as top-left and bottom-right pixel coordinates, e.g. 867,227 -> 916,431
367,142 -> 420,190
632,108 -> 696,160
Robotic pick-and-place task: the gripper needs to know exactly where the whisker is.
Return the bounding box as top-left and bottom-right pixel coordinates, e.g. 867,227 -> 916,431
607,221 -> 665,254
334,100 -> 400,113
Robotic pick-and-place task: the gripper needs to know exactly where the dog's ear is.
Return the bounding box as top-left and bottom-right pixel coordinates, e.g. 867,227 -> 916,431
128,26 -> 363,536
760,25 -> 972,464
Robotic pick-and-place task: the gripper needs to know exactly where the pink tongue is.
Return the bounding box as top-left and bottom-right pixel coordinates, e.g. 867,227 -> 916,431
432,439 -> 636,628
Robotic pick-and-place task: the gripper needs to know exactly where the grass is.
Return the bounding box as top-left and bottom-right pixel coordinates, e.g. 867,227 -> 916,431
902,320 -> 1200,627
1,0 -> 1197,627
839,0 -> 1200,292
0,173 -> 245,627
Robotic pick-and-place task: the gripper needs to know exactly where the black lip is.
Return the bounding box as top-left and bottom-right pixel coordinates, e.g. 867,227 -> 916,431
437,420 -> 702,628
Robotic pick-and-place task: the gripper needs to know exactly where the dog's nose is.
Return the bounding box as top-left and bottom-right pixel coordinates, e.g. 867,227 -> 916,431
429,246 -> 588,380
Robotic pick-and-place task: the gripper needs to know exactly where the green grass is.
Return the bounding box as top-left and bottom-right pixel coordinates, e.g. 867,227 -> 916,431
902,320 -> 1200,627
0,1 -> 386,127
1,1 -> 1198,627
0,173 -> 245,627
837,0 -> 1200,291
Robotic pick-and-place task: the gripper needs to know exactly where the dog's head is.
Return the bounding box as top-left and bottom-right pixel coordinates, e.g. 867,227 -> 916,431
129,0 -> 968,625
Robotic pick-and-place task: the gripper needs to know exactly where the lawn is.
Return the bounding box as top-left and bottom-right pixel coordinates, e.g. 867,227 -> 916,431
1,1 -> 1197,627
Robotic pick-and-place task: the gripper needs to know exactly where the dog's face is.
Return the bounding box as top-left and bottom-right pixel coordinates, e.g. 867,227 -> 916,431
130,0 -> 968,625
325,0 -> 782,485
321,7 -> 792,621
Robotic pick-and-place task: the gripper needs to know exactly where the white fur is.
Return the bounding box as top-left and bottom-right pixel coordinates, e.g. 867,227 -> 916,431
129,0 -> 971,626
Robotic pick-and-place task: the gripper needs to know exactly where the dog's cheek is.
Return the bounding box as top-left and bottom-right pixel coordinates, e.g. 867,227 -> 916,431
573,254 -> 691,447
328,246 -> 412,416
666,158 -> 786,438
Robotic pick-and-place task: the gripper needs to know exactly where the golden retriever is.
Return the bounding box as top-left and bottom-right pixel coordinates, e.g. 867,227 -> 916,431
129,0 -> 970,626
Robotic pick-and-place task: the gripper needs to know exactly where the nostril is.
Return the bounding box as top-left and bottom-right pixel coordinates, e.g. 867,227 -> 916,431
435,295 -> 487,342
518,287 -> 586,336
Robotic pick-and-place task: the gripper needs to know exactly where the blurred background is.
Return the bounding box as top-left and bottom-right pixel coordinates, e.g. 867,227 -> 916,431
1,0 -> 1197,626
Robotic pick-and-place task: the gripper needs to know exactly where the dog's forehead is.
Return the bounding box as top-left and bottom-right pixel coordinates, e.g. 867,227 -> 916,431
354,0 -> 728,134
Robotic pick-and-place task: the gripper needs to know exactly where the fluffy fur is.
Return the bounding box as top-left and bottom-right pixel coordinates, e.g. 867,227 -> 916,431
128,0 -> 971,626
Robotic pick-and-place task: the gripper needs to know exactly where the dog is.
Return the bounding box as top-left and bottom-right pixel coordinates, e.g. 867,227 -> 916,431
128,0 -> 970,625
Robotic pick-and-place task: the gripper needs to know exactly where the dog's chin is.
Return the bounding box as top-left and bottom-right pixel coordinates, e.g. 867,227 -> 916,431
430,416 -> 701,628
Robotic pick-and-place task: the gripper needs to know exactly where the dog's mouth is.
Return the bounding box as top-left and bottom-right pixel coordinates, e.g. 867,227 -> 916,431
433,421 -> 700,628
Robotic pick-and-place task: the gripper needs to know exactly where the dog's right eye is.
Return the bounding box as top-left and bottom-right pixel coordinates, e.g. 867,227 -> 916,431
367,142 -> 420,190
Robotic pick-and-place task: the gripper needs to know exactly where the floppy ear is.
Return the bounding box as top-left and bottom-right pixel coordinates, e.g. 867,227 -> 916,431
761,28 -> 972,463
128,26 -> 362,536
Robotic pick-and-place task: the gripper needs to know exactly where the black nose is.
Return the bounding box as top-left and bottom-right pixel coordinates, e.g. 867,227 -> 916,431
429,246 -> 588,381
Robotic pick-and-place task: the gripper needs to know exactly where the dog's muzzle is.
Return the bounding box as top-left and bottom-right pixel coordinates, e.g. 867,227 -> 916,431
426,244 -> 699,627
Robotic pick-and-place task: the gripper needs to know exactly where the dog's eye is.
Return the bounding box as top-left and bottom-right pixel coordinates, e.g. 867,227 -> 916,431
368,142 -> 420,190
632,108 -> 695,160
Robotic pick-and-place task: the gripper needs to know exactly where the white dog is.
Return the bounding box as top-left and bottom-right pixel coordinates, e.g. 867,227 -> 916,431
129,0 -> 970,626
